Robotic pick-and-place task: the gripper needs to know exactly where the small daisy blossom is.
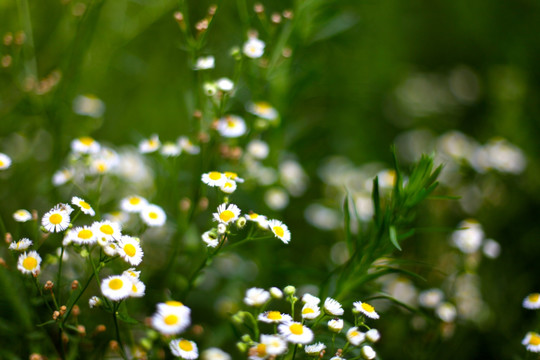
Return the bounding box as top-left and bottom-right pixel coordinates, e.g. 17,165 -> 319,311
152,303 -> 191,335
202,231 -> 219,248
101,275 -> 132,301
178,136 -> 200,154
328,318 -> 344,333
305,342 -> 326,356
244,288 -> 270,306
219,179 -> 237,194
213,203 -> 241,225
17,251 -> 41,275
194,55 -> 215,70
103,242 -> 119,256
89,296 -> 102,308
141,204 -> 167,227
201,348 -> 231,360
353,301 -> 379,319
418,288 -> 444,309
71,196 -> 95,216
278,321 -> 314,344
224,171 -> 244,183
243,37 -> 265,58
216,115 -> 247,138
129,279 -> 146,298
42,206 -> 71,233
139,134 -> 160,153
347,327 -> 366,346
52,168 -> 73,186
260,334 -> 287,356
0,153 -> 12,170
361,345 -> 376,359
247,101 -> 278,120
157,300 -> 190,314
301,302 -> 321,320
246,213 -> 269,229
120,195 -> 149,213
270,287 -> 283,299
117,235 -> 144,266
436,302 -> 457,322
267,219 -> 291,244
523,293 -> 540,309
9,238 -> 33,251
258,311 -> 292,324
71,136 -> 100,154
302,293 -> 321,305
160,141 -> 181,157
68,226 -> 97,245
73,94 -> 105,118
202,171 -> 227,187
216,77 -> 234,92
170,339 -> 198,359
13,209 -> 32,222
247,139 -> 270,159
324,297 -> 344,316
93,220 -> 122,242
248,343 -> 268,360
366,329 -> 381,342
123,268 -> 141,280
523,332 -> 540,352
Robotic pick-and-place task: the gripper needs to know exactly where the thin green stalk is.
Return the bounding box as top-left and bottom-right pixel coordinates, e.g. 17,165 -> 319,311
113,302 -> 128,360
62,272 -> 95,326
56,245 -> 65,304
290,344 -> 298,360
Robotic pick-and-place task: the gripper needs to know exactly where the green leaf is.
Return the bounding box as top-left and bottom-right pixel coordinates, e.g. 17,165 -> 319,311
116,311 -> 139,325
343,194 -> 353,253
36,319 -> 56,327
389,225 -> 401,251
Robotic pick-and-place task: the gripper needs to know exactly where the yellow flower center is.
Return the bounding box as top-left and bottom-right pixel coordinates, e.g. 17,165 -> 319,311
164,314 -> 179,325
149,139 -> 158,147
179,340 -> 193,352
209,172 -> 222,181
249,213 -> 258,219
224,182 -> 233,188
255,102 -> 271,112
49,213 -> 63,225
100,224 -> 114,235
129,197 -> 141,205
256,344 -> 267,356
80,136 -> 94,146
23,257 -> 37,270
361,303 -> 375,313
108,278 -> 123,290
531,334 -> 540,346
96,162 -> 107,173
219,210 -> 235,222
124,244 -> 136,257
273,226 -> 284,238
226,119 -> 236,128
80,201 -> 91,209
78,229 -> 93,239
350,330 -> 359,337
302,307 -> 315,314
165,300 -> 183,307
149,212 -> 158,219
267,311 -> 282,320
132,284 -> 137,292
224,171 -> 237,179
0,160 -> 4,167
290,323 -> 304,335
529,294 -> 540,303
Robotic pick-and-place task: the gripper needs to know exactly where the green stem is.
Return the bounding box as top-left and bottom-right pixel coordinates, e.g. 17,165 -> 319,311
62,272 -> 94,326
56,244 -> 65,304
291,344 -> 298,360
113,302 -> 128,360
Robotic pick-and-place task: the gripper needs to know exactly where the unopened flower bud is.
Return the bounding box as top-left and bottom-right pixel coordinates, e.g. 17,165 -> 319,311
254,3 -> 264,14
44,281 -> 54,290
217,223 -> 227,234
208,4 -> 217,15
72,305 -> 80,317
5,232 -> 12,244
270,287 -> 283,299
71,280 -> 79,290
30,354 -> 43,360
52,311 -> 60,320
237,342 -> 248,353
60,305 -> 67,316
284,285 -> 296,296
109,340 -> 119,352
77,325 -> 86,336
241,334 -> 252,343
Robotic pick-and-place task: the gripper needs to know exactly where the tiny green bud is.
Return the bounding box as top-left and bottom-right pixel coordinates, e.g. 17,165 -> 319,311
236,217 -> 247,229
140,338 -> 152,350
236,342 -> 248,353
241,334 -> 252,343
80,249 -> 89,258
284,285 -> 296,296
230,46 -> 241,60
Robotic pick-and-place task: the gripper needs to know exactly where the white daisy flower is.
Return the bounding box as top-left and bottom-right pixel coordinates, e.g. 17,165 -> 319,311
278,321 -> 314,344
219,179 -> 237,194
436,302 -> 457,322
246,213 -> 269,229
361,345 -> 376,359
247,101 -> 278,121
302,293 -> 321,305
201,348 -> 230,360
301,303 -> 321,320
73,94 -> 105,118
0,153 -> 12,170
248,343 -> 268,360
52,168 -> 73,186
103,242 -> 119,257
89,296 -> 102,308
104,211 -> 130,225
523,293 -> 540,309
194,56 -> 215,70
71,136 -> 100,154
260,334 -> 287,356
267,219 -> 291,244
270,287 -> 283,299
157,300 -> 189,313
139,134 -> 160,153
17,251 -> 41,275
244,287 -> 270,306
129,279 -> 146,298
523,332 -> 540,352
178,136 -> 200,154
152,303 -> 191,335
9,238 -> 33,251
117,235 -> 144,266
258,311 -> 292,324
160,141 -> 181,157
120,195 -> 149,213
216,115 -> 247,138
328,318 -> 344,333
170,339 -> 198,359
213,203 -> 241,225
89,158 -> 112,175
247,139 -> 270,160
42,206 -> 71,233
243,37 -> 265,59
353,301 -> 379,319
418,288 -> 444,309
141,204 -> 167,227
347,327 -> 366,346
93,220 -> 122,242
216,77 -> 234,92
101,275 -> 132,301
68,226 -> 97,245
324,297 -> 344,316
13,209 -> 32,222
366,329 -> 380,343
202,231 -> 219,248
71,196 -> 95,216
305,342 -> 326,356
202,171 -> 227,187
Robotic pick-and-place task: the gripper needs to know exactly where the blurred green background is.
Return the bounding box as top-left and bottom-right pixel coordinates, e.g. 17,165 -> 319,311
2,0 -> 540,359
